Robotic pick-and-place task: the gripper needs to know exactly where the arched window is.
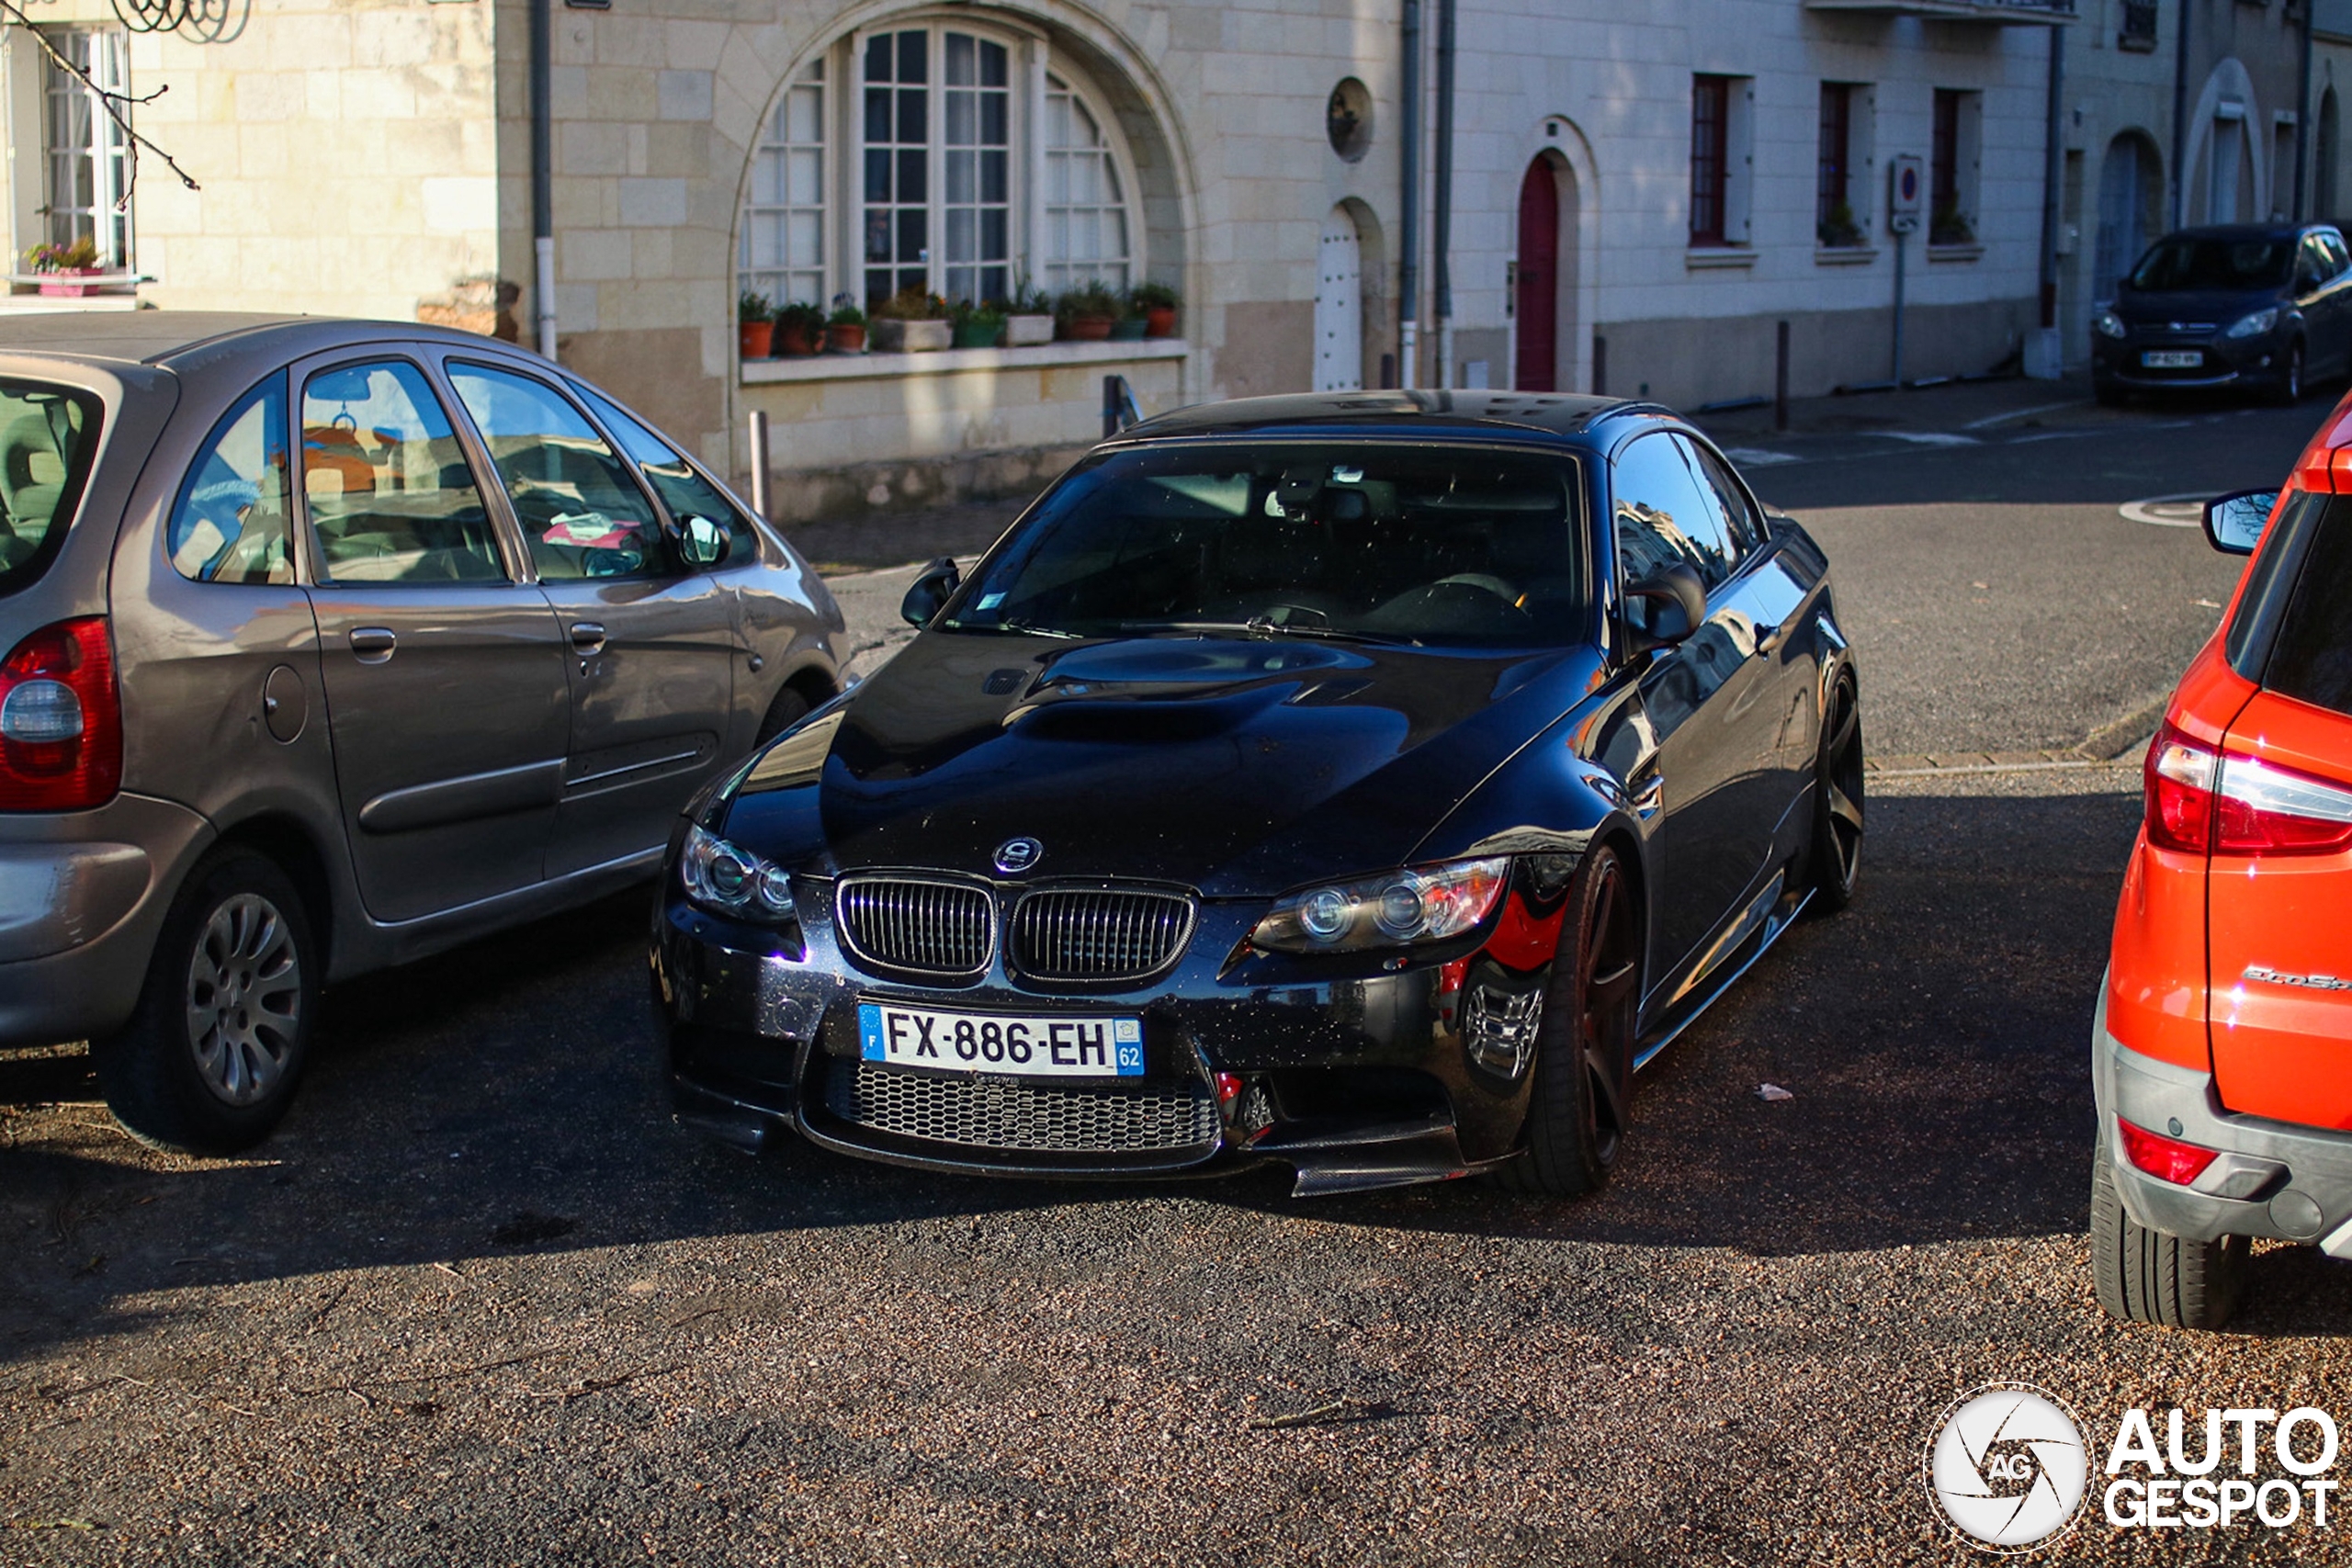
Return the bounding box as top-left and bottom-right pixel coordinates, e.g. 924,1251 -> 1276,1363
738,18 -> 1146,321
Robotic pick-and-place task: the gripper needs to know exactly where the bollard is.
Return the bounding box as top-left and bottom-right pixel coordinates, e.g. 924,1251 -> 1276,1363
1102,374 -> 1140,438
1591,333 -> 1607,398
1379,352 -> 1396,390
746,409 -> 772,520
1775,321 -> 1791,433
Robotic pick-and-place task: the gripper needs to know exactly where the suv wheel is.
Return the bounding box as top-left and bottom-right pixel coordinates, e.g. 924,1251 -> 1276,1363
95,848 -> 319,1155
1807,674 -> 1864,914
1493,841 -> 1639,1197
2090,1137 -> 2250,1330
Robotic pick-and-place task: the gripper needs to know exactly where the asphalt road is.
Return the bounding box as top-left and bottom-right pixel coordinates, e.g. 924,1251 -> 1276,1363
5,391 -> 2350,1565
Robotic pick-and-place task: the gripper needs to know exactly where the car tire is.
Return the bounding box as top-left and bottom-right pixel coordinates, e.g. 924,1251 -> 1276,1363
2270,343 -> 2305,406
753,683 -> 812,746
2089,1137 -> 2249,1330
1493,841 -> 1638,1197
1806,672 -> 1864,915
94,848 -> 319,1156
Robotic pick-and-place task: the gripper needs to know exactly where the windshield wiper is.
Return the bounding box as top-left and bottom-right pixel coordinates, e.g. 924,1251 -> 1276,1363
954,616 -> 1085,639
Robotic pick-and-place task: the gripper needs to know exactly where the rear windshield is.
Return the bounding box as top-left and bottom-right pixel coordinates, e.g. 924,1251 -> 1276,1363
0,381 -> 99,596
2127,236 -> 2293,292
2263,502 -> 2352,717
943,443 -> 1589,649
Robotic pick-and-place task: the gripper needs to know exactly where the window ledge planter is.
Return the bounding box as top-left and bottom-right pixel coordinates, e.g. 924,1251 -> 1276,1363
741,336 -> 1186,385
1005,313 -> 1055,346
1814,245 -> 1880,265
871,319 -> 952,353
1685,246 -> 1758,270
1926,242 -> 1985,263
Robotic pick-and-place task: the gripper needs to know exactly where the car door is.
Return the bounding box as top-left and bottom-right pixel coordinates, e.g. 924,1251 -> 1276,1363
441,357 -> 736,880
295,355 -> 571,924
1610,430 -> 1785,999
2318,231 -> 2352,376
2291,236 -> 2337,377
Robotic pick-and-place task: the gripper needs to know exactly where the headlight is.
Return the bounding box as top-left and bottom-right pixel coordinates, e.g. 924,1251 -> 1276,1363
2226,307 -> 2279,340
1250,857 -> 1510,953
2093,309 -> 2127,340
680,824 -> 795,921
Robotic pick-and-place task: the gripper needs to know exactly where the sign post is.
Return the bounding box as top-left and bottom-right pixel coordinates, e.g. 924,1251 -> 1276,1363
1888,153 -> 1924,387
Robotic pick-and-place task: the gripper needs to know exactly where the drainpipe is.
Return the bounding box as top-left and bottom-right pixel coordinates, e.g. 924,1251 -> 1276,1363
2296,0 -> 2313,218
2037,17 -> 2064,333
1399,0 -> 1420,388
531,0 -> 558,361
2170,0 -> 2189,227
1432,0 -> 1455,389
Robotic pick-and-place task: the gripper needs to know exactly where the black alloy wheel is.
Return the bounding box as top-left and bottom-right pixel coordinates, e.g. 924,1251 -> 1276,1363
1494,841 -> 1641,1197
1808,673 -> 1864,914
2271,342 -> 2305,406
96,848 -> 319,1155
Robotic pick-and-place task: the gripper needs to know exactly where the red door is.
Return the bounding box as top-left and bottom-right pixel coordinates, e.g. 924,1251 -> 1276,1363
1515,160 -> 1557,391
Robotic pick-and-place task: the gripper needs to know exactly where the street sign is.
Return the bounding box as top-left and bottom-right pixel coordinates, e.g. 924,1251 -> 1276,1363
1889,153 -> 1923,235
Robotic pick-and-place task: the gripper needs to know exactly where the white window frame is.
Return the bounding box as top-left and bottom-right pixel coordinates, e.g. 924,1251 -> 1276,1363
39,26 -> 130,269
737,16 -> 1148,324
1041,68 -> 1138,291
739,58 -> 829,310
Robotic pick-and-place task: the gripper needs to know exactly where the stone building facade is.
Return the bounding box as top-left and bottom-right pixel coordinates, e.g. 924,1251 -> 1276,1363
0,0 -> 2213,523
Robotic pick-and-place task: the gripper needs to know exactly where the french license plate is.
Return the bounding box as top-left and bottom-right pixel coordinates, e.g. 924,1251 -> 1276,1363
2142,350 -> 2202,368
857,1001 -> 1144,1077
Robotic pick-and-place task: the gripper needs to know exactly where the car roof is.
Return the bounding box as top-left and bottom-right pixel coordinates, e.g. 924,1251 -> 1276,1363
1112,389 -> 1669,448
0,310 -> 521,370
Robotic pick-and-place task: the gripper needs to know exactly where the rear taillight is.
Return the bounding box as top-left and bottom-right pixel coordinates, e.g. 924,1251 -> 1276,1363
2143,719 -> 2352,857
0,617 -> 119,811
2117,1117 -> 2221,1187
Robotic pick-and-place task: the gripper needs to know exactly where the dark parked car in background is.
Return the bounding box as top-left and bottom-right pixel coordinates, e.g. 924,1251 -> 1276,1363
655,391 -> 1864,1197
2093,223 -> 2352,404
0,312 -> 843,1154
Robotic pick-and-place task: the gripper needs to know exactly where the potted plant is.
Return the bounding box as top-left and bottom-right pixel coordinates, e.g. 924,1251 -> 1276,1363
1130,279 -> 1181,338
1109,291 -> 1149,342
951,299 -> 1006,350
738,289 -> 775,359
826,296 -> 868,354
28,236 -> 103,298
1816,202 -> 1865,250
871,288 -> 952,352
1929,201 -> 1975,248
1003,278 -> 1056,346
775,299 -> 828,356
1056,280 -> 1118,341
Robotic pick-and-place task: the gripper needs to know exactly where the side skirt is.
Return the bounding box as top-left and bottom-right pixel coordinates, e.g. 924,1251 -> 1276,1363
1632,876 -> 1814,1073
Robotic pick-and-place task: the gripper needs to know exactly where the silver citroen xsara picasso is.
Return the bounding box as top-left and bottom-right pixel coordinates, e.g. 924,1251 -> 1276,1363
0,313 -> 843,1152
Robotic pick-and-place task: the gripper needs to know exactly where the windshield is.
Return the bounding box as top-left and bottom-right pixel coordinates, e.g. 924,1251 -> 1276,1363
0,381 -> 99,596
943,443 -> 1589,648
2127,236 -> 2293,292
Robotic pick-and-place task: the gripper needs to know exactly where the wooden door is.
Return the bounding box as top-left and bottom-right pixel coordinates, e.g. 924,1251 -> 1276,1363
1515,160 -> 1558,391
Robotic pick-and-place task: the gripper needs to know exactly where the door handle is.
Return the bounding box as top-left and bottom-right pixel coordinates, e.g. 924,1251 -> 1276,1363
570,622 -> 607,654
347,626 -> 396,662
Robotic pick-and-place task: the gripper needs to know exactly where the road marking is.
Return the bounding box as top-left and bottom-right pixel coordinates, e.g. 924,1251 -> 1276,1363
1961,398 -> 2089,430
2118,493 -> 2207,527
1721,446 -> 1803,467
1873,430 -> 1981,447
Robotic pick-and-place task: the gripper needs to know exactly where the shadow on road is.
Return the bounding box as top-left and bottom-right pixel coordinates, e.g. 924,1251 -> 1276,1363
8,783 -> 2349,1366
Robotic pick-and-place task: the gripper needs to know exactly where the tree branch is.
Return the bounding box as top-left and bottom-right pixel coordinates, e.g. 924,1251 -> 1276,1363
0,0 -> 201,205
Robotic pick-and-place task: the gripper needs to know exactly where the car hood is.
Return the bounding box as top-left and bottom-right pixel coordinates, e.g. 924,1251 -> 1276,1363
719,630 -> 1605,897
2114,286 -> 2285,323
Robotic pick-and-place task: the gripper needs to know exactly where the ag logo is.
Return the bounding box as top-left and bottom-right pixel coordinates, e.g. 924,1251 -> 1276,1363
1926,1383 -> 2090,1551
992,837 -> 1043,874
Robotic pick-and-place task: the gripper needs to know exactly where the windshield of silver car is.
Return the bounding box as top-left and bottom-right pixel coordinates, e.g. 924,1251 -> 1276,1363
943,444 -> 1589,647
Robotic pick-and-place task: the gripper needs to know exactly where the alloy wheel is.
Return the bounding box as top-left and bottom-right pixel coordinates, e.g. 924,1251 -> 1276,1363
1577,852 -> 1639,1163
184,892 -> 304,1106
1820,678 -> 1865,897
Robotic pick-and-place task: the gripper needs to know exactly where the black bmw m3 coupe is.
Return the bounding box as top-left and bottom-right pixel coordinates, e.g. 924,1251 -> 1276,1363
652,391 -> 1863,1196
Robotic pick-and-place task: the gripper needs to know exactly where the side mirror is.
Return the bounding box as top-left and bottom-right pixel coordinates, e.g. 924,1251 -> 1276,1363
678,514 -> 729,567
2202,490 -> 2277,556
900,556 -> 961,626
1623,564 -> 1708,650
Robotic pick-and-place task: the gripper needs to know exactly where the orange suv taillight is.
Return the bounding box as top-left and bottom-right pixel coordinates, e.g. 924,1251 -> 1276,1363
2144,718 -> 2352,856
0,617 -> 120,812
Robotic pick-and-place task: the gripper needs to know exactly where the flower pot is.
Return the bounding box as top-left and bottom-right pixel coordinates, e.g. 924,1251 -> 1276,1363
739,321 -> 775,359
1063,315 -> 1114,342
1004,314 -> 1055,346
1144,306 -> 1178,339
776,321 -> 824,356
827,322 -> 866,354
37,266 -> 104,299
952,320 -> 1004,349
872,318 -> 951,352
1109,317 -> 1148,341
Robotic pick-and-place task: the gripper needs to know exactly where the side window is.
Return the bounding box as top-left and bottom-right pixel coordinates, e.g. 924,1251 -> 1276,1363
2261,499 -> 2352,718
1684,437 -> 1766,556
300,360 -> 507,585
446,363 -> 671,582
168,377 -> 292,585
2323,231 -> 2352,279
573,383 -> 753,564
1611,431 -> 1738,596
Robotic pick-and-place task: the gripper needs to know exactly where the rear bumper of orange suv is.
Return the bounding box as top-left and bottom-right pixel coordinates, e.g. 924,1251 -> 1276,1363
2095,982 -> 2352,1252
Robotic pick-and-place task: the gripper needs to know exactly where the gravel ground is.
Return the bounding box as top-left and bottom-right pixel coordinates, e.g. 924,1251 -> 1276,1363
6,761 -> 2350,1565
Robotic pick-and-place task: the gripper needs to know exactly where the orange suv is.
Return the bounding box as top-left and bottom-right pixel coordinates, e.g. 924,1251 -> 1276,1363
2093,397 -> 2352,1329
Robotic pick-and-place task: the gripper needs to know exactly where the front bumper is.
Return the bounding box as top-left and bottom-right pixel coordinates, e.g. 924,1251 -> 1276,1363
652,875 -> 1561,1195
2091,993 -> 2352,1251
2092,335 -> 2280,390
